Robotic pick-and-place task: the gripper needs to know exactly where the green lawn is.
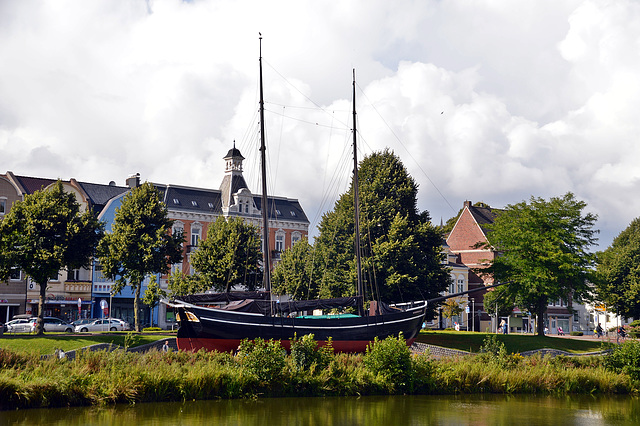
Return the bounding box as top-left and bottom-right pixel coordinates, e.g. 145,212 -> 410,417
0,333 -> 172,355
416,330 -> 606,354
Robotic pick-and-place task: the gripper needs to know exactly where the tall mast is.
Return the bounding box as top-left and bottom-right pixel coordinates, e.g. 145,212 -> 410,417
259,34 -> 271,294
352,69 -> 364,316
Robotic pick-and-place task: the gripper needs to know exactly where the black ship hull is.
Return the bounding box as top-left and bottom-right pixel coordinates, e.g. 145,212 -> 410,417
174,301 -> 427,353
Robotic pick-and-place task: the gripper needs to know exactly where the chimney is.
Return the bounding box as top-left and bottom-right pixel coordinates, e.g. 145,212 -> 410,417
463,200 -> 472,208
126,173 -> 140,189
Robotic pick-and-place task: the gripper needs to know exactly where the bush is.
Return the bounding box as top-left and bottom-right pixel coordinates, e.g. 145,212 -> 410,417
142,327 -> 163,332
237,338 -> 286,382
570,331 -> 583,336
604,340 -> 640,381
289,334 -> 333,372
363,334 -> 412,385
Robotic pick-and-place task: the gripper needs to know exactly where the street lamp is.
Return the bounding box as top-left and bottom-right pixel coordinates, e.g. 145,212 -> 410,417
471,298 -> 475,332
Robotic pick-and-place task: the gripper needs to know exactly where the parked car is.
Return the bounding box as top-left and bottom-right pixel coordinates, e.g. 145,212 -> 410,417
5,318 -> 35,333
72,318 -> 97,327
36,317 -> 74,333
75,318 -> 129,333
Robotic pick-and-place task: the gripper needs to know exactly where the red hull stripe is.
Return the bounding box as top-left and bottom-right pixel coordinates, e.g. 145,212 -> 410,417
177,337 -> 416,353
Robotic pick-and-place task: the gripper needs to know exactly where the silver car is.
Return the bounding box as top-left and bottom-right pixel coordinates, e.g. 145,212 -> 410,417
75,318 -> 129,332
34,317 -> 74,333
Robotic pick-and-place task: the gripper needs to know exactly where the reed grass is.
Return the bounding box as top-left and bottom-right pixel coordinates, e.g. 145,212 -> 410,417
0,337 -> 636,411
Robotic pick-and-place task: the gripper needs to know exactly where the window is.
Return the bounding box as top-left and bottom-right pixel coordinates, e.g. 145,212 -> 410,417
50,271 -> 59,281
573,312 -> 579,322
449,275 -> 455,294
275,209 -> 281,216
67,269 -> 80,281
275,233 -> 285,252
173,198 -> 180,205
245,203 -> 249,213
9,268 -> 21,281
0,198 -> 6,215
290,210 -> 297,217
457,276 -> 464,293
191,200 -> 198,207
291,232 -> 301,245
208,202 -> 214,209
191,226 -> 201,246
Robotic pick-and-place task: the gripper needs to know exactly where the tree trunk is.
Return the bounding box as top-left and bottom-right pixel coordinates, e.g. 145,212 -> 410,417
536,298 -> 546,336
134,282 -> 141,332
36,281 -> 47,335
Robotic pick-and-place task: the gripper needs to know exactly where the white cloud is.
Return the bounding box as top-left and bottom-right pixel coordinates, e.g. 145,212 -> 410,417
3,0 -> 640,248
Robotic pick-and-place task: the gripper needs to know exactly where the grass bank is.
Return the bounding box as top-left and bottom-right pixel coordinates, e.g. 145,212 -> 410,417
0,333 -> 171,355
416,330 -> 603,354
0,335 -> 636,411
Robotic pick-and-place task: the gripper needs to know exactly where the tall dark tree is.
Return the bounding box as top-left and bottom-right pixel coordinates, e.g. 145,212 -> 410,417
189,216 -> 262,292
98,182 -> 183,331
480,193 -> 598,336
0,181 -> 103,334
310,149 -> 449,304
596,217 -> 640,319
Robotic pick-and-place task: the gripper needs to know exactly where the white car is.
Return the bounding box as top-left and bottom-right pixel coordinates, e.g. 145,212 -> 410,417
5,318 -> 35,333
33,317 -> 74,333
75,318 -> 129,332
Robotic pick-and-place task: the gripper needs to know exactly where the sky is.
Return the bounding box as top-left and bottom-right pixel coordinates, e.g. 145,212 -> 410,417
1,0 -> 639,250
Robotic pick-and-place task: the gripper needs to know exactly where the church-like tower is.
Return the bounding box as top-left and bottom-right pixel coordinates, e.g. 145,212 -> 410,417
219,143 -> 250,213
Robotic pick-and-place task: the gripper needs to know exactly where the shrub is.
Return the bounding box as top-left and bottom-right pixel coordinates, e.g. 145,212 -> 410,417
142,327 -> 163,332
363,334 -> 412,385
289,334 -> 333,372
237,338 -> 286,382
570,331 -> 583,336
604,340 -> 640,381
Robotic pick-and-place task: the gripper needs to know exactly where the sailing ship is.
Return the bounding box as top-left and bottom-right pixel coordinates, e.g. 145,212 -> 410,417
169,37 -> 428,353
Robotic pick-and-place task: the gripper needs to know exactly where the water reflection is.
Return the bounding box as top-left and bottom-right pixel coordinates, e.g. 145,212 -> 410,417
1,394 -> 638,426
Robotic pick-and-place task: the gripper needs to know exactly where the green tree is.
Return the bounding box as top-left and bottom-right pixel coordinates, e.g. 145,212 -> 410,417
272,237 -> 316,299
189,216 -> 262,292
98,182 -> 183,331
441,298 -> 464,327
596,217 -> 640,319
0,181 -> 103,334
165,270 -> 206,297
310,149 -> 449,304
480,193 -> 598,336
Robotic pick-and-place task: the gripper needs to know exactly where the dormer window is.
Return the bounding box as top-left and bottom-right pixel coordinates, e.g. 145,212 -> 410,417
191,200 -> 198,207
290,211 -> 296,217
275,209 -> 281,216
173,198 -> 180,205
208,202 -> 214,209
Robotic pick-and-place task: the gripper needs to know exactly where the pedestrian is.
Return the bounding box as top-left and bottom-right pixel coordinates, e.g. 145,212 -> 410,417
162,340 -> 170,352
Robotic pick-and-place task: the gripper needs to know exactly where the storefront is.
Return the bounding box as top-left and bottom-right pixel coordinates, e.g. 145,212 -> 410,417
27,298 -> 92,322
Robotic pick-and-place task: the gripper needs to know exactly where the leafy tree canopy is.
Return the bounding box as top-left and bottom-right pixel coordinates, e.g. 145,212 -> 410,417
287,149 -> 449,305
189,216 -> 262,292
0,181 -> 104,334
97,182 -> 183,331
480,192 -> 598,335
272,237 -> 316,299
596,217 -> 640,318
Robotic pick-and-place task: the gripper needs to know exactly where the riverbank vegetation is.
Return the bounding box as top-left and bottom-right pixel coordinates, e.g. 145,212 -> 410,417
1,334 -> 637,411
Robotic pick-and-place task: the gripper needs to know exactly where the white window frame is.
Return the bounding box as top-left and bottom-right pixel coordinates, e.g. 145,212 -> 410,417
190,224 -> 202,247
275,231 -> 285,252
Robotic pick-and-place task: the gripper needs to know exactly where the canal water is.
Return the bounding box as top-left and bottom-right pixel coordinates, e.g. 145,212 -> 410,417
1,394 -> 638,425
